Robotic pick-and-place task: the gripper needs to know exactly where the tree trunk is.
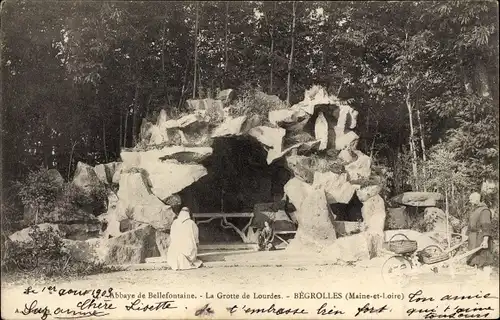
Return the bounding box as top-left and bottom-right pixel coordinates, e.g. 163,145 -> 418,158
445,188 -> 450,249
269,37 -> 274,94
269,1 -> 276,94
119,108 -> 123,149
286,1 -> 296,106
416,105 -> 427,191
475,59 -> 490,97
405,83 -> 419,191
43,114 -> 51,168
132,82 -> 140,146
123,106 -> 129,148
224,1 -> 229,81
178,59 -> 190,109
67,140 -> 77,181
459,48 -> 473,95
192,1 -> 199,99
103,120 -> 108,162
161,11 -> 167,100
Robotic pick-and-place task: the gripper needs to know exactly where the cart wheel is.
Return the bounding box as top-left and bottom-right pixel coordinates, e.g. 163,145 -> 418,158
382,256 -> 411,287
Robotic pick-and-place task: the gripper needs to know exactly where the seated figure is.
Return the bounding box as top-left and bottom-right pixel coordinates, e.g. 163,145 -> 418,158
258,221 -> 275,251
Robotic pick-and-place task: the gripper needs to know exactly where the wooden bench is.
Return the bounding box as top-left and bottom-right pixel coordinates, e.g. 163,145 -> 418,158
274,230 -> 297,246
193,212 -> 255,243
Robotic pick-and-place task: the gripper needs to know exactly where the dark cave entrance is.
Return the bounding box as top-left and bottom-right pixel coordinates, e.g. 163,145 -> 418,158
330,193 -> 364,222
178,136 -> 292,243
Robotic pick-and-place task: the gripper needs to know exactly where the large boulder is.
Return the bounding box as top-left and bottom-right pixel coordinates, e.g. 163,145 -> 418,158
9,224 -> 64,243
159,114 -> 210,146
100,211 -> 121,238
115,171 -> 176,230
72,162 -> 104,193
345,150 -> 371,181
333,221 -> 363,237
390,192 -> 444,207
300,85 -> 336,115
158,146 -> 213,163
140,118 -> 154,143
121,149 -> 207,200
287,188 -> 337,253
335,130 -> 359,151
284,177 -> 314,211
64,225 -> 159,264
268,140 -> 320,164
103,225 -> 159,264
336,102 -> 359,131
148,125 -> 166,145
422,207 -> 458,234
157,109 -> 168,126
62,238 -> 103,264
211,115 -> 248,137
268,108 -> 309,132
47,169 -> 65,188
385,206 -> 410,230
111,163 -> 123,185
285,155 -> 315,183
155,229 -> 171,258
94,163 -> 120,185
313,171 -> 359,204
103,162 -> 121,184
57,223 -> 101,240
8,222 -> 101,243
44,206 -> 99,224
356,185 -> 382,202
338,149 -> 356,163
360,195 -> 386,258
248,126 -> 285,152
323,233 -> 370,262
187,99 -> 225,122
216,89 -> 235,105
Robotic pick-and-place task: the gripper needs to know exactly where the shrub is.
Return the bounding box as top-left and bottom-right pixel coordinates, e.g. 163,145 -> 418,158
308,154 -> 345,174
229,86 -> 287,120
2,226 -> 120,280
52,183 -> 107,218
17,167 -> 64,224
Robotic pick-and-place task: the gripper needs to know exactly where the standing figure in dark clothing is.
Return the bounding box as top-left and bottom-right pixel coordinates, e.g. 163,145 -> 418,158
258,221 -> 275,251
466,192 -> 494,269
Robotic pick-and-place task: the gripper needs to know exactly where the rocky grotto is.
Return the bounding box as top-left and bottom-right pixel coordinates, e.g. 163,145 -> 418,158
9,85 -> 455,265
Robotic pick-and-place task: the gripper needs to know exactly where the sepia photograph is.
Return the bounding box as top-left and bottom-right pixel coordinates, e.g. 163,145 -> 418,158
1,1 -> 499,319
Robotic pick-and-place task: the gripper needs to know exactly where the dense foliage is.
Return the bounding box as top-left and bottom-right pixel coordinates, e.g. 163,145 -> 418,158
1,1 -> 498,219
11,168 -> 106,227
2,226 -> 120,280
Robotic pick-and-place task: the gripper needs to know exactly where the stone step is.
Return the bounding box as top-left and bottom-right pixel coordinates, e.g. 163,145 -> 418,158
145,249 -> 255,264
118,258 -> 342,271
198,243 -> 257,251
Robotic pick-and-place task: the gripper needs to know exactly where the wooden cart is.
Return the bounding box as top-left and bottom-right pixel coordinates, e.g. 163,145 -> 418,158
381,232 -> 483,286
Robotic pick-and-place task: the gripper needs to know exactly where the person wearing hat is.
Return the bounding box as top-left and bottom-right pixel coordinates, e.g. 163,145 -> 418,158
466,192 -> 494,269
166,207 -> 203,271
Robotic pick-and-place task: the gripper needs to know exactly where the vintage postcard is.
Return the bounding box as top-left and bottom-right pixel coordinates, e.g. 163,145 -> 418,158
1,0 -> 499,319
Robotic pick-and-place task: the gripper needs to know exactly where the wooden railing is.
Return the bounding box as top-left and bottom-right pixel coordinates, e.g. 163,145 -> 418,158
193,212 -> 255,243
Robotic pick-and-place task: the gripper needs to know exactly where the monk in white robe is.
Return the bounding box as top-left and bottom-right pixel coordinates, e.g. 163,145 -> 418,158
166,207 -> 203,270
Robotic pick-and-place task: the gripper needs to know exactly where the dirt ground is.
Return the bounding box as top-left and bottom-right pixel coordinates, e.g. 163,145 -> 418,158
2,262 -> 499,319
2,260 -> 498,291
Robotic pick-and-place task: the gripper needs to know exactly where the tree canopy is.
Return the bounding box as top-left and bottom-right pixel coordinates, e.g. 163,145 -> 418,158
1,1 -> 498,206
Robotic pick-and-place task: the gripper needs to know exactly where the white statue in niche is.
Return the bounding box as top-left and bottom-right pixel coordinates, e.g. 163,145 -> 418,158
314,112 -> 328,151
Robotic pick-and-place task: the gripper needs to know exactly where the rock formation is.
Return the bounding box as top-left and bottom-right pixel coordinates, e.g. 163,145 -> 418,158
9,85 -> 390,264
